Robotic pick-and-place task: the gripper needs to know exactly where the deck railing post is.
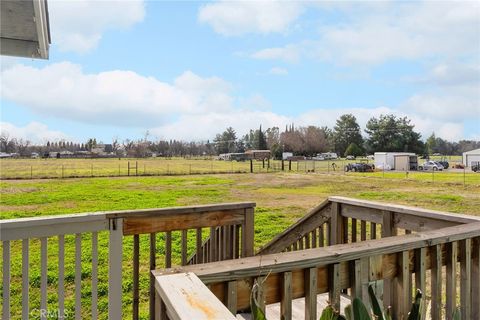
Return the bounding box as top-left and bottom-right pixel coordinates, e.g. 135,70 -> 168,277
242,207 -> 254,257
108,218 -> 123,320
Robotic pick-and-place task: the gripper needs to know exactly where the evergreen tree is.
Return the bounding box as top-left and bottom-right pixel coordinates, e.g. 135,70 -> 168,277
333,114 -> 364,156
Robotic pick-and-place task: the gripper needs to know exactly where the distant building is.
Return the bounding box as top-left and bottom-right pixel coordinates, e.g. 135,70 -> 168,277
374,152 -> 418,171
282,152 -> 293,160
463,148 -> 480,167
245,150 -> 271,160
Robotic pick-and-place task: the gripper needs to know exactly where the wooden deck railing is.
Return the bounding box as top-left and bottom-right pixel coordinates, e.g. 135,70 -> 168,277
258,196 -> 480,256
154,222 -> 480,320
0,202 -> 255,320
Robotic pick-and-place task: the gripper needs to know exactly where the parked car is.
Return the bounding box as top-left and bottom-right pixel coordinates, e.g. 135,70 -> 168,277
346,155 -> 355,160
418,161 -> 444,171
472,162 -> 480,172
439,161 -> 449,169
344,163 -> 375,172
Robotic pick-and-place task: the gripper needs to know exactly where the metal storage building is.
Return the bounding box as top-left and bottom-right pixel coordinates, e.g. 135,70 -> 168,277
463,148 -> 480,167
374,152 -> 418,171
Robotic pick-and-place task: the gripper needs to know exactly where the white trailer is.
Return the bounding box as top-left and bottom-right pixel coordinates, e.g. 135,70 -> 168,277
374,152 -> 417,171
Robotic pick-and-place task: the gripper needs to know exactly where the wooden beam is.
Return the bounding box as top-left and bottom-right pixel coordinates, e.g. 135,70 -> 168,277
154,273 -> 236,320
281,272 -> 292,320
123,209 -> 246,235
305,267 -> 318,320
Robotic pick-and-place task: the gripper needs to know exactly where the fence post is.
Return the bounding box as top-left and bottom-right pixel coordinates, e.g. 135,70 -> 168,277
262,159 -> 265,169
250,160 -> 253,173
128,161 -> 130,176
91,164 -> 93,177
31,166 -> 33,179
281,160 -> 284,171
136,161 -> 138,176
108,218 -> 123,320
62,165 -> 64,178
289,160 -> 291,171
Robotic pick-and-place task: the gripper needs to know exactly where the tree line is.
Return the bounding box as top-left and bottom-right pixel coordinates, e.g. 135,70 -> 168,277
1,113 -> 479,158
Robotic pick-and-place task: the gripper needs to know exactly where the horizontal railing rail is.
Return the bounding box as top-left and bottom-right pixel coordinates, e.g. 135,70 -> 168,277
154,221 -> 480,320
0,202 -> 255,320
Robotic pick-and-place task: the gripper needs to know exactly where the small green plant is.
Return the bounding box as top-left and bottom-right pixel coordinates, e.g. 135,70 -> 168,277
319,285 -> 423,320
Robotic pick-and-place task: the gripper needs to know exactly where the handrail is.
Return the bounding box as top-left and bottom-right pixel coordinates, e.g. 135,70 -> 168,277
154,222 -> 480,281
257,198 -> 331,255
154,221 -> 480,319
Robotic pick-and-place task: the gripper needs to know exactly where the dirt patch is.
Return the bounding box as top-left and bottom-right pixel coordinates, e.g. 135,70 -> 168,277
0,186 -> 39,194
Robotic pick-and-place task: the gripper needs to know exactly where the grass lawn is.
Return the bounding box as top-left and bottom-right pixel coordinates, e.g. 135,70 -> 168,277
1,172 -> 479,318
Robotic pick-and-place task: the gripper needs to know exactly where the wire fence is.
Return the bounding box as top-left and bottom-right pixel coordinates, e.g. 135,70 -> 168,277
0,158 -> 478,186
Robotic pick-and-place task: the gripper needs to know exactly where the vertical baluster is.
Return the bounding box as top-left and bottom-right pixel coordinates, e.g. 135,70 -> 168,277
415,247 -> 426,319
228,225 -> 234,259
235,225 -> 240,259
473,237 -> 480,320
343,217 -> 349,243
361,220 -> 367,241
255,276 -> 266,315
75,234 -> 81,320
40,237 -> 47,319
298,238 -> 304,250
394,251 -> 410,319
305,233 -> 310,249
165,231 -> 172,268
181,230 -> 187,266
351,218 -> 357,243
431,244 -> 442,320
149,233 -> 156,320
305,267 -> 318,320
210,227 -> 216,262
3,240 -> 11,319
446,242 -> 457,318
108,218 -> 123,320
328,263 -> 340,312
91,232 -> 98,320
292,241 -> 298,251
319,225 -> 324,247
281,271 -> 292,320
196,228 -> 203,264
460,239 -> 472,320
370,222 -> 377,240
226,281 -> 237,315
58,235 -> 65,320
133,234 -> 140,320
311,229 -> 317,248
22,239 -> 29,320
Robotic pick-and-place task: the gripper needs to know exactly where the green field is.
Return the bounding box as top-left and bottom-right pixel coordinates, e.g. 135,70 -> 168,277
1,171 -> 479,318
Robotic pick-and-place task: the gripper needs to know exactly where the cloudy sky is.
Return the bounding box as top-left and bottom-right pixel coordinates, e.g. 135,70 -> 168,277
1,0 -> 479,144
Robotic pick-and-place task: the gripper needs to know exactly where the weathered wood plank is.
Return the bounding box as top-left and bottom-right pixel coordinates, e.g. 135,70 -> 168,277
226,280 -> 237,314
473,237 -> 480,320
109,202 -> 255,218
242,208 -> 255,257
340,204 -> 382,224
181,230 -> 187,266
74,234 -> 81,320
154,222 -> 480,283
305,268 -> 318,320
351,218 -> 357,243
430,244 -> 442,320
165,231 -> 172,267
133,234 -> 140,320
460,239 -> 471,320
154,273 -> 236,320
91,232 -> 98,320
446,241 -> 458,319
22,239 -> 29,320
281,271 -> 292,320
210,227 -> 217,262
149,233 -> 156,320
108,218 -> 123,320
360,220 -> 367,241
196,228 -> 203,264
2,240 -> 10,319
58,235 -> 65,320
123,209 -> 246,235
394,251 -> 410,320
415,247 -> 426,319
328,264 -> 340,312
329,196 -> 480,224
330,202 -> 342,245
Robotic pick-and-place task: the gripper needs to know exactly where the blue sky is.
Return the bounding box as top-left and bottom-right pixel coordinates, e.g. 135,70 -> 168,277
1,0 -> 479,144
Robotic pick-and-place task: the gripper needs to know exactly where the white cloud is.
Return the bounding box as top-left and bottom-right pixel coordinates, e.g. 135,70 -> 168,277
252,45 -> 300,63
198,1 -> 304,36
0,121 -> 69,143
150,110 -> 290,141
49,0 -> 145,53
269,67 -> 288,75
248,2 -> 479,67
